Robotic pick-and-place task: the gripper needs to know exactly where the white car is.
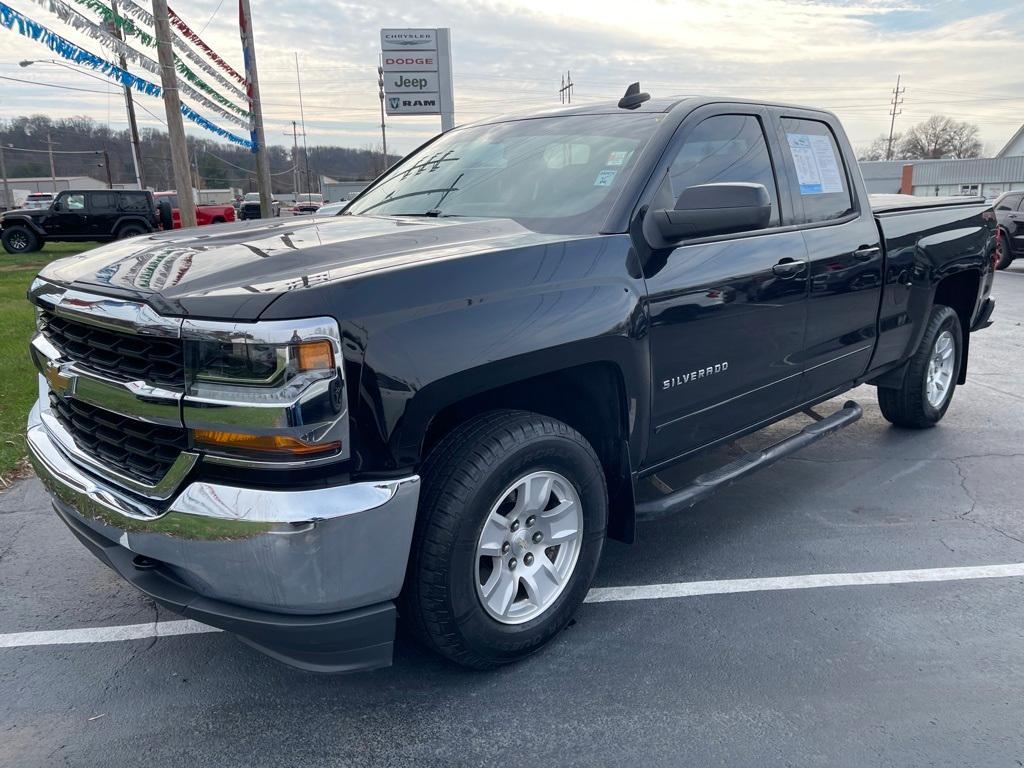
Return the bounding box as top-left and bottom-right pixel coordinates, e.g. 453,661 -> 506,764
23,192 -> 54,210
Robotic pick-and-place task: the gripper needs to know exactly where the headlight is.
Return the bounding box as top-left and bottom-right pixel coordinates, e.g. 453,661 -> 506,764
181,317 -> 349,463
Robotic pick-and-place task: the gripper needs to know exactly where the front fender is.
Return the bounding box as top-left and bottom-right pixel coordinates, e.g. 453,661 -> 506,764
303,235 -> 651,474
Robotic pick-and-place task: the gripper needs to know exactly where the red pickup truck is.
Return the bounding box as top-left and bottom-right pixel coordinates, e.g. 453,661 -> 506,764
154,192 -> 236,229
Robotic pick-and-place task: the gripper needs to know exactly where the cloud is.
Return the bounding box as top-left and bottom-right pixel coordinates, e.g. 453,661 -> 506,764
0,0 -> 1020,156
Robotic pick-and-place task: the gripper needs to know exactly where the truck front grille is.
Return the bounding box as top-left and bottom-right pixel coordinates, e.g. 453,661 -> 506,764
40,310 -> 184,388
49,394 -> 188,485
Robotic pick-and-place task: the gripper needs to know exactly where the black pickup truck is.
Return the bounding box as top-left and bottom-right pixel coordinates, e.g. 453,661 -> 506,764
26,92 -> 995,673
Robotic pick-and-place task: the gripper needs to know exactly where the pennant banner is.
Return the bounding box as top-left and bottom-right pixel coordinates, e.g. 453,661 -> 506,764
65,0 -> 250,113
167,5 -> 247,87
0,2 -> 253,148
100,0 -> 248,97
26,0 -> 249,127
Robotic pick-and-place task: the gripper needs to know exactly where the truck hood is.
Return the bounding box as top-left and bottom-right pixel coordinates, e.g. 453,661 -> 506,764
3,207 -> 45,219
37,214 -> 571,318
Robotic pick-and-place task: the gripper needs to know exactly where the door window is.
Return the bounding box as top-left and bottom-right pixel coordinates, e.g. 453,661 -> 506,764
119,192 -> 151,212
90,193 -> 117,213
666,114 -> 780,227
64,194 -> 86,211
780,118 -> 854,224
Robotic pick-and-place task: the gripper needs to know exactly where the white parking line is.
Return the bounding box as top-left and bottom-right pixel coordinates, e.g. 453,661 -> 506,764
584,562 -> 1024,603
0,619 -> 219,649
1,562 -> 1023,650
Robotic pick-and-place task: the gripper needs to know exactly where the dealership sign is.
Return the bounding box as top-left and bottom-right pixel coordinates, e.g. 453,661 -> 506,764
380,28 -> 454,129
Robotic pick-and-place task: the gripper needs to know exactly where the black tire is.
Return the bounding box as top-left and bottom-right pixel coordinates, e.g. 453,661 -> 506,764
878,305 -> 962,428
116,223 -> 146,240
211,216 -> 225,224
2,225 -> 41,254
402,410 -> 607,669
995,230 -> 1013,270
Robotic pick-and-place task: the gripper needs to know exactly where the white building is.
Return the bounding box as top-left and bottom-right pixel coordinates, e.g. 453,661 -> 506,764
997,123 -> 1024,158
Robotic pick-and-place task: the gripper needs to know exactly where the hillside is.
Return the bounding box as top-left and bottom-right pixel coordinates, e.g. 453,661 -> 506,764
1,115 -> 396,192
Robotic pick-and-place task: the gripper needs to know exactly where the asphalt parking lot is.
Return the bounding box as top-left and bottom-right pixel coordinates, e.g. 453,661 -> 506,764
2,267 -> 1023,768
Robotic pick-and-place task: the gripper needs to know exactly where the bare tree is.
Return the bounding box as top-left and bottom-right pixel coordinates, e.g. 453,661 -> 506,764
898,115 -> 983,159
859,134 -> 901,162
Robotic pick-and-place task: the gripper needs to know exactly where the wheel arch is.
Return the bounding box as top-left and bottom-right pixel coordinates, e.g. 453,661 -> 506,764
932,268 -> 979,385
410,354 -> 642,543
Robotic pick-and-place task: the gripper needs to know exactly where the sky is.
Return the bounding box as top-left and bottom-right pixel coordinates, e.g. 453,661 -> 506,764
0,0 -> 1022,158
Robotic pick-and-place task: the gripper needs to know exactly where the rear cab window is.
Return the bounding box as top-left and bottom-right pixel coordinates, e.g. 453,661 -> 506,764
780,117 -> 855,224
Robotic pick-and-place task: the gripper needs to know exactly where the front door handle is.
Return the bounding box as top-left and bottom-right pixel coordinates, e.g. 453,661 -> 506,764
853,246 -> 881,262
772,258 -> 806,277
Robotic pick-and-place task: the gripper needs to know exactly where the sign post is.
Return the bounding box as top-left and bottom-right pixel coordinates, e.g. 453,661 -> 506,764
380,28 -> 455,132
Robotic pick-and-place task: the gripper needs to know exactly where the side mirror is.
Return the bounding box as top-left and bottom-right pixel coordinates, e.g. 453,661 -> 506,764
648,182 -> 772,244
51,199 -> 63,212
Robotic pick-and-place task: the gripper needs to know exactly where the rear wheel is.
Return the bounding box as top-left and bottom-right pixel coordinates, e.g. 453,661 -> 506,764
116,223 -> 146,239
402,410 -> 607,669
1,225 -> 41,254
878,305 -> 962,428
995,230 -> 1013,270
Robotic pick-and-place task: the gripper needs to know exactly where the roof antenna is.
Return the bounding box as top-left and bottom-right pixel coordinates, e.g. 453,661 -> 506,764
618,82 -> 650,110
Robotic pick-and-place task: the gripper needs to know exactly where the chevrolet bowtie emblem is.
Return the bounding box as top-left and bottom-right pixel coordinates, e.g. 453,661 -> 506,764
44,363 -> 76,397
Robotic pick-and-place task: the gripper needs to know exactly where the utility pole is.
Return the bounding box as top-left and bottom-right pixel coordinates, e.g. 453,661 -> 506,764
110,0 -> 145,189
559,71 -> 574,104
886,74 -> 905,162
377,60 -> 388,175
45,133 -> 57,188
151,0 -> 197,226
101,150 -> 113,188
286,121 -> 301,196
239,0 -> 273,217
0,143 -> 11,211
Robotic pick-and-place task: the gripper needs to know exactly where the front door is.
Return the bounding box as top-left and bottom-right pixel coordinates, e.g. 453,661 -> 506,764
47,192 -> 88,237
643,110 -> 808,469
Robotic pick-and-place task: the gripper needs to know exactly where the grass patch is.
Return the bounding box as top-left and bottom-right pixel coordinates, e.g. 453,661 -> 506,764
0,241 -> 101,479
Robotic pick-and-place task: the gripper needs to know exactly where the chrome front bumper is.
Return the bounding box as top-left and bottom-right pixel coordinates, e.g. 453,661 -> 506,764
27,399 -> 420,616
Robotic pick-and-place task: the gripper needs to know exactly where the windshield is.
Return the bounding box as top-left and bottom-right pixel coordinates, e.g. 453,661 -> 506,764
297,194 -> 322,203
244,193 -> 260,202
346,113 -> 662,234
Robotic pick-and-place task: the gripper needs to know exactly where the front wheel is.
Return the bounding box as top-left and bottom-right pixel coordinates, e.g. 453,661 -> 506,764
878,305 -> 962,428
402,410 -> 607,669
2,225 -> 41,254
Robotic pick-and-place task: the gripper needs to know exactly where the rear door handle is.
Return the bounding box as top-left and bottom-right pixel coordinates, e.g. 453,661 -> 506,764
772,258 -> 807,277
853,246 -> 881,262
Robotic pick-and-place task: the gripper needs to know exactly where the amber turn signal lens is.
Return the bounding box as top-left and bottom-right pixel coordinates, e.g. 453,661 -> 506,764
296,340 -> 334,372
194,429 -> 341,456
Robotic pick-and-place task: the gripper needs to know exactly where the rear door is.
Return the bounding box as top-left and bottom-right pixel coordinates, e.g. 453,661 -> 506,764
771,111 -> 883,400
87,191 -> 119,237
643,106 -> 809,468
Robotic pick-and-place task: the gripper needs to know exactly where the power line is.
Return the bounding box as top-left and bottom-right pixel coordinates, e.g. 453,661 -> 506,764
0,74 -> 110,94
196,0 -> 227,36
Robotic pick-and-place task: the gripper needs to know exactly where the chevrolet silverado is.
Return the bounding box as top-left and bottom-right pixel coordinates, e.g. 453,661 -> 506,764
26,89 -> 996,673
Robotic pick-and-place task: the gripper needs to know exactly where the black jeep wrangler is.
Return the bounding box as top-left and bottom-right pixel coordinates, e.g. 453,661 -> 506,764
1,189 -> 161,254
